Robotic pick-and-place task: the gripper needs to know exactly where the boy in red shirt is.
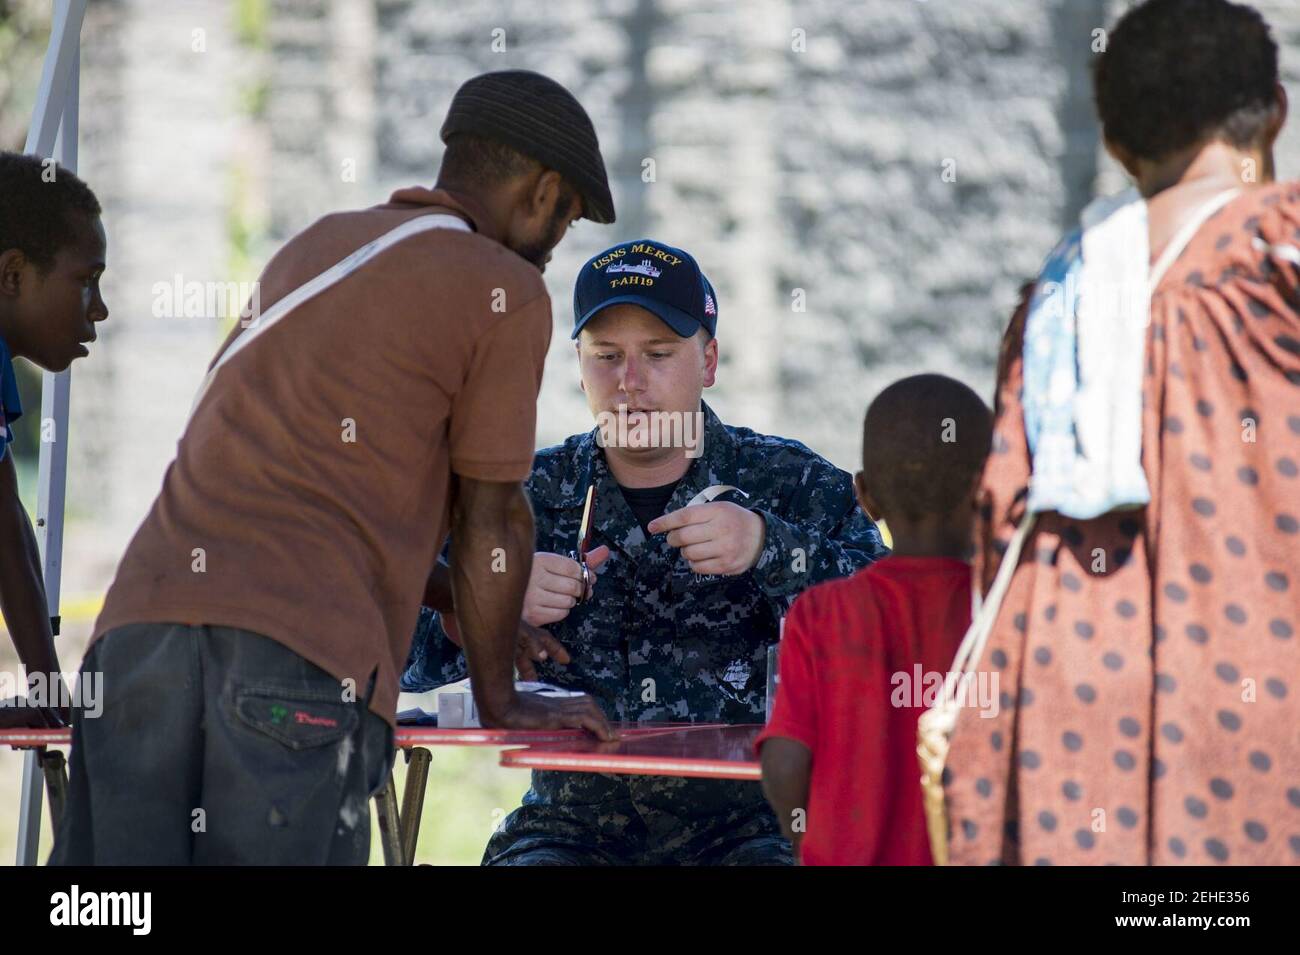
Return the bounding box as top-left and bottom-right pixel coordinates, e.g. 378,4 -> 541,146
757,373 -> 992,865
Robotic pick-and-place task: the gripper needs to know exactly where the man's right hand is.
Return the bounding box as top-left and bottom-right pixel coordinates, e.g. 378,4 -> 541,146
0,698 -> 68,729
522,545 -> 612,626
483,689 -> 617,741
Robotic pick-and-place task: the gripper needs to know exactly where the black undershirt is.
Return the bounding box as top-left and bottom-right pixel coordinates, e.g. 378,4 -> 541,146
619,479 -> 682,535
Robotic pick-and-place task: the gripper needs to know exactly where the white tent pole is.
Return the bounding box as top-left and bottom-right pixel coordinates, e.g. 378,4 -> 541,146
37,40 -> 77,622
16,0 -> 87,868
23,0 -> 85,157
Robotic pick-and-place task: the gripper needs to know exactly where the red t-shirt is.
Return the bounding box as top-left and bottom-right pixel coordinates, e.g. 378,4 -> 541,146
756,556 -> 972,865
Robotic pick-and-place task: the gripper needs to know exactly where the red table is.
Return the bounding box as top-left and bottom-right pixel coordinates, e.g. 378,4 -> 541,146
0,728 -> 69,749
384,723 -> 718,863
2,721 -> 763,864
500,724 -> 762,780
0,723 -> 714,750
392,722 -> 707,747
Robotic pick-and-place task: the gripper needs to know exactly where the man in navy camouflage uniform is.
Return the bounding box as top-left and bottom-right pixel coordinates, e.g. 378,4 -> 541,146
404,239 -> 887,864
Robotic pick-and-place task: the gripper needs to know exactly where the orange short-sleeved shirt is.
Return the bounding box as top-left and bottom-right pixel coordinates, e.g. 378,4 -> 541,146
93,187 -> 552,726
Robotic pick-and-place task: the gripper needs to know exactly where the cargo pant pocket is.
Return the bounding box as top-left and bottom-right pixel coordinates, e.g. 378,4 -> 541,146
195,683 -> 369,864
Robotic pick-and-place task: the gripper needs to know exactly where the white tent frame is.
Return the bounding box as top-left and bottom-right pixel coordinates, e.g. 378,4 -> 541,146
15,0 -> 88,866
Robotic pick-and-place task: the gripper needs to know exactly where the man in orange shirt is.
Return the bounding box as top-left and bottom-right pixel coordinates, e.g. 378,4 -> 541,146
51,71 -> 614,865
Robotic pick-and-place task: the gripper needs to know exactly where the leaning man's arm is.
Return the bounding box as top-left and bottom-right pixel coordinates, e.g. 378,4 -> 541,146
0,447 -> 61,681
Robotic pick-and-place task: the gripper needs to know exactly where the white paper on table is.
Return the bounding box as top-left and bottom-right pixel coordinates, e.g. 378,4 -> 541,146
396,678 -> 586,727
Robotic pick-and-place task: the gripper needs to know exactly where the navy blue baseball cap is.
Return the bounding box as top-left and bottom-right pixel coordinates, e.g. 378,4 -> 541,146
572,239 -> 718,339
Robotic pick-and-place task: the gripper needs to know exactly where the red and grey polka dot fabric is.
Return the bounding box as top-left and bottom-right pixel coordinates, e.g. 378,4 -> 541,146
946,182 -> 1300,865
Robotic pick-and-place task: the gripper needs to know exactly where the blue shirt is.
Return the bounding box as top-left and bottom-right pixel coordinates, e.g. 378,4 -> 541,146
0,334 -> 23,457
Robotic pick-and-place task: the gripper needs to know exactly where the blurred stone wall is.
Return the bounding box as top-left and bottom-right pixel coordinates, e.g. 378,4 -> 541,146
68,0 -> 249,581
353,0 -> 1300,467
776,0 -> 1108,461
303,0 -> 1115,464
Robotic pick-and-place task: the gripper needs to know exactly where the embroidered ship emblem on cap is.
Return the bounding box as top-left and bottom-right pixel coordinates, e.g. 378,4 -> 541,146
606,259 -> 662,278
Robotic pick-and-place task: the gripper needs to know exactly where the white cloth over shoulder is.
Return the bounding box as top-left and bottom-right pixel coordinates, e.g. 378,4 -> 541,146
1071,187 -> 1152,516
1022,185 -> 1238,520
1023,187 -> 1150,519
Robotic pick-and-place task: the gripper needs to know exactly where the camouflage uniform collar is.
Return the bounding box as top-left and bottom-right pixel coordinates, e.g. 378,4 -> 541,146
556,401 -> 738,508
546,402 -> 740,560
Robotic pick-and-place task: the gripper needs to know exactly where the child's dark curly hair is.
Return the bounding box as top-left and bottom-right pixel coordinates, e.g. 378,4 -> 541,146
0,151 -> 102,273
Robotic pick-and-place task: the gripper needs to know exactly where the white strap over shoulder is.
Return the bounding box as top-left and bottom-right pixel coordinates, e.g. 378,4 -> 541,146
189,212 -> 472,416
1149,188 -> 1240,290
917,509 -> 1034,865
942,509 -> 1036,714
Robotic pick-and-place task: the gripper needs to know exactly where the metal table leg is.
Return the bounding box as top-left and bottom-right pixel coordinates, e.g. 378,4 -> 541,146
373,771 -> 404,866
15,750 -> 45,866
398,747 -> 431,865
41,749 -> 68,829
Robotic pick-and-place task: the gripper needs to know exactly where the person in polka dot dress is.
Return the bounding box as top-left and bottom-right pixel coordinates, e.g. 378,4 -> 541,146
945,0 -> 1300,866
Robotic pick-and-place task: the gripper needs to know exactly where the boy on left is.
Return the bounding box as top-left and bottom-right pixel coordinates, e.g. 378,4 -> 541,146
0,151 -> 108,729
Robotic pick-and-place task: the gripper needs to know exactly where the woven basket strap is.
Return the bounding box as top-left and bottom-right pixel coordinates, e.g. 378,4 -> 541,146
935,509 -> 1036,717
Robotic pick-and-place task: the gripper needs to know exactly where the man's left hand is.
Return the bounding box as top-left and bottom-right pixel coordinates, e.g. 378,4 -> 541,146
647,501 -> 766,576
